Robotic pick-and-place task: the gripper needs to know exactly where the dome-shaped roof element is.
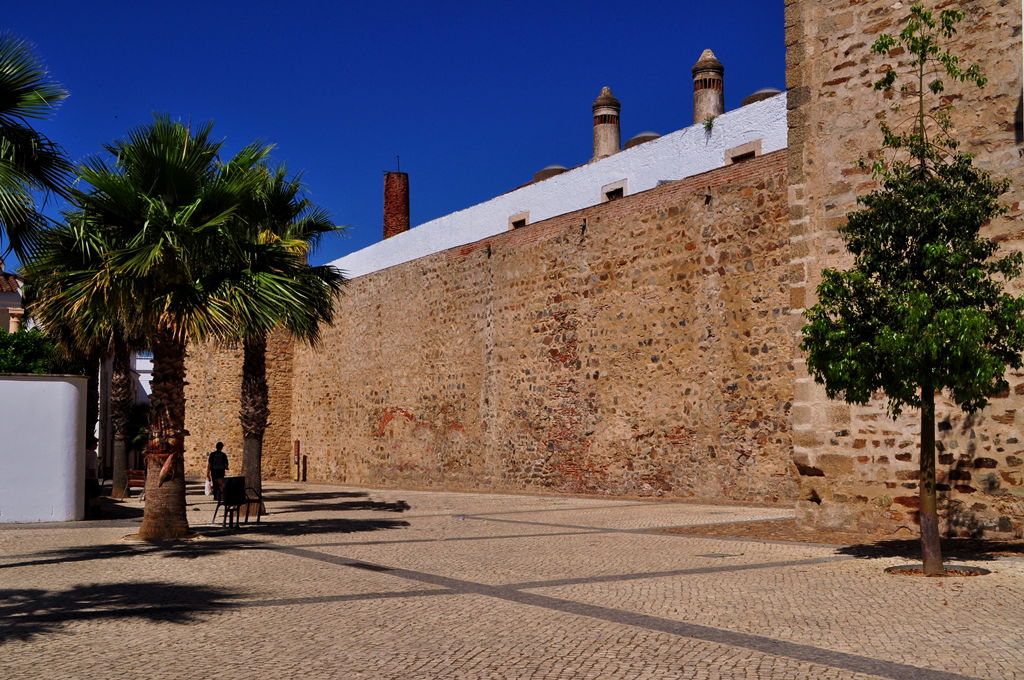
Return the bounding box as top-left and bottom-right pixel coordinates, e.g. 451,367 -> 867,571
592,86 -> 621,110
624,131 -> 661,150
533,164 -> 569,182
691,48 -> 724,75
741,87 -> 783,106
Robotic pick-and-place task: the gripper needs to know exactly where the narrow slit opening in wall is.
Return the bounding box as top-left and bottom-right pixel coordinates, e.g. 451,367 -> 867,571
605,187 -> 624,201
731,151 -> 756,164
511,219 -> 526,229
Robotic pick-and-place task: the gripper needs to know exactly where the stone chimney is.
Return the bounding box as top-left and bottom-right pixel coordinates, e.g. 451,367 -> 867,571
692,48 -> 724,125
383,171 -> 410,239
591,86 -> 621,161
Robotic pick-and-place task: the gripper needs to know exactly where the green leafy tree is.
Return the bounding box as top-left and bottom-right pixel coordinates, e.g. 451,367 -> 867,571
0,34 -> 71,258
26,116 -> 270,539
0,327 -> 55,373
801,4 -> 1024,575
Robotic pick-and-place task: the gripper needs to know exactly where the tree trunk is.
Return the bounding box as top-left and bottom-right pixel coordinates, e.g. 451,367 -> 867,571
919,381 -> 944,575
239,334 -> 269,515
138,327 -> 190,540
109,339 -> 132,500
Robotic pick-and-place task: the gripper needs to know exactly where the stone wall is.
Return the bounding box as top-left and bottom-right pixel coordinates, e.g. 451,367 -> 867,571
183,329 -> 295,480
787,0 -> 1024,536
285,151 -> 795,502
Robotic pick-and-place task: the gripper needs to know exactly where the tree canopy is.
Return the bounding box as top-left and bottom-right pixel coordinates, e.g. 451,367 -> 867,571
800,3 -> 1023,575
0,34 -> 71,258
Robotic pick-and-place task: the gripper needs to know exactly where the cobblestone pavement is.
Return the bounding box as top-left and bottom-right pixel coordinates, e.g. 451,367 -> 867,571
1,482 -> 1021,679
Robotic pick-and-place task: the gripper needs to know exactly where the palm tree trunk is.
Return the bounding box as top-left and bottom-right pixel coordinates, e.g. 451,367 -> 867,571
109,339 -> 132,499
919,380 -> 944,575
138,326 -> 190,539
239,334 -> 269,515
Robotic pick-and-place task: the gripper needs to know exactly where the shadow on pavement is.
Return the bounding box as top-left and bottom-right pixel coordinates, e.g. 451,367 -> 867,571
836,538 -> 1024,561
260,489 -> 368,503
0,581 -> 241,644
204,517 -> 411,538
3,517 -> 409,570
89,497 -> 145,520
275,499 -> 411,515
0,538 -> 270,570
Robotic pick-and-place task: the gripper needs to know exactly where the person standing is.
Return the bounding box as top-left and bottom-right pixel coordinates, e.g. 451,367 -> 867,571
206,442 -> 229,501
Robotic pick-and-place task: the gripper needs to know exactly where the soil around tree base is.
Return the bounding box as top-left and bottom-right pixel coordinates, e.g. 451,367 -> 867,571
884,565 -> 991,577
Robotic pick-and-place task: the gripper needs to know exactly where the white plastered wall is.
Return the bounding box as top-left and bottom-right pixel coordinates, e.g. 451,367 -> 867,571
329,94 -> 787,278
0,375 -> 87,522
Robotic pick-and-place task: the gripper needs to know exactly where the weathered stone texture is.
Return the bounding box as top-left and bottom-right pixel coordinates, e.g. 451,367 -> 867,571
183,329 -> 295,480
286,152 -> 795,502
788,0 -> 1024,536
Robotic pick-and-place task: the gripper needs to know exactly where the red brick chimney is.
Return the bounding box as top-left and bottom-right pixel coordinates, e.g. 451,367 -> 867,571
383,171 -> 410,239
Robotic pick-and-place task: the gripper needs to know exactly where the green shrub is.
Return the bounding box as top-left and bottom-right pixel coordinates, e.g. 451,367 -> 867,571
0,328 -> 56,374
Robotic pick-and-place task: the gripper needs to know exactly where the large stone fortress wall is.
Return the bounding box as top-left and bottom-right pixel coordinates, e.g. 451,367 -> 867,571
787,0 -> 1024,535
183,152 -> 794,502
182,0 -> 1024,537
288,152 -> 793,500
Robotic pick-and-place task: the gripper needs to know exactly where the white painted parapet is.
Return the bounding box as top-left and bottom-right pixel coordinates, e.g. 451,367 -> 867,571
0,374 -> 87,522
329,94 -> 787,279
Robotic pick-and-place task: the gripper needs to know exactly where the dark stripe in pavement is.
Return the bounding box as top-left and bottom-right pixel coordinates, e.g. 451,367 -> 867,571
238,588 -> 453,608
463,514 -> 821,548
463,515 -> 652,533
458,502 -> 658,517
465,514 -> 797,537
289,529 -> 604,550
272,544 -> 983,680
388,502 -> 657,521
503,555 -> 848,590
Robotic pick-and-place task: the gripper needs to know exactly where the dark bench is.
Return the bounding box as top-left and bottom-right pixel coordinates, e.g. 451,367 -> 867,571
212,476 -> 262,528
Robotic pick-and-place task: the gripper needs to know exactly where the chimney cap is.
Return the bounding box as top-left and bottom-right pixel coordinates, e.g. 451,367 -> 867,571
592,86 -> 621,110
692,48 -> 724,75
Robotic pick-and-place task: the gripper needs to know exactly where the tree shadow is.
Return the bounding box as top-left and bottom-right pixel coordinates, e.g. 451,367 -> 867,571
205,517 -> 410,538
275,499 -> 411,515
261,489 -> 368,503
835,537 -> 1024,562
0,538 -> 269,570
3,517 -> 409,570
90,496 -> 145,520
0,581 -> 242,644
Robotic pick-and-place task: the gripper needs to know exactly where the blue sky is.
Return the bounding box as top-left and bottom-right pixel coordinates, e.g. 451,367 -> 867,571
7,1 -> 784,267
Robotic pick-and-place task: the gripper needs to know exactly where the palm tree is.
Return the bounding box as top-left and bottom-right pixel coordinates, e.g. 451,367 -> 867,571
27,116 -> 270,539
225,165 -> 345,510
0,34 -> 71,258
24,243 -> 144,499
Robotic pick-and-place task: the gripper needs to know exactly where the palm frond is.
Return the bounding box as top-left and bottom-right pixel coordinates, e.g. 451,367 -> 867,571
0,34 -> 67,120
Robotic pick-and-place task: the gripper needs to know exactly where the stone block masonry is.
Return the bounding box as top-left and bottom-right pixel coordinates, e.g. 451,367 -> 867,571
186,152 -> 795,502
183,330 -> 294,480
787,0 -> 1024,537
282,152 -> 795,502
182,0 -> 1023,537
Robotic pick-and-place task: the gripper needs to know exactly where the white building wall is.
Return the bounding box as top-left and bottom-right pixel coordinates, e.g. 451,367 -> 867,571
133,352 -> 153,403
0,374 -> 87,522
329,94 -> 787,278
